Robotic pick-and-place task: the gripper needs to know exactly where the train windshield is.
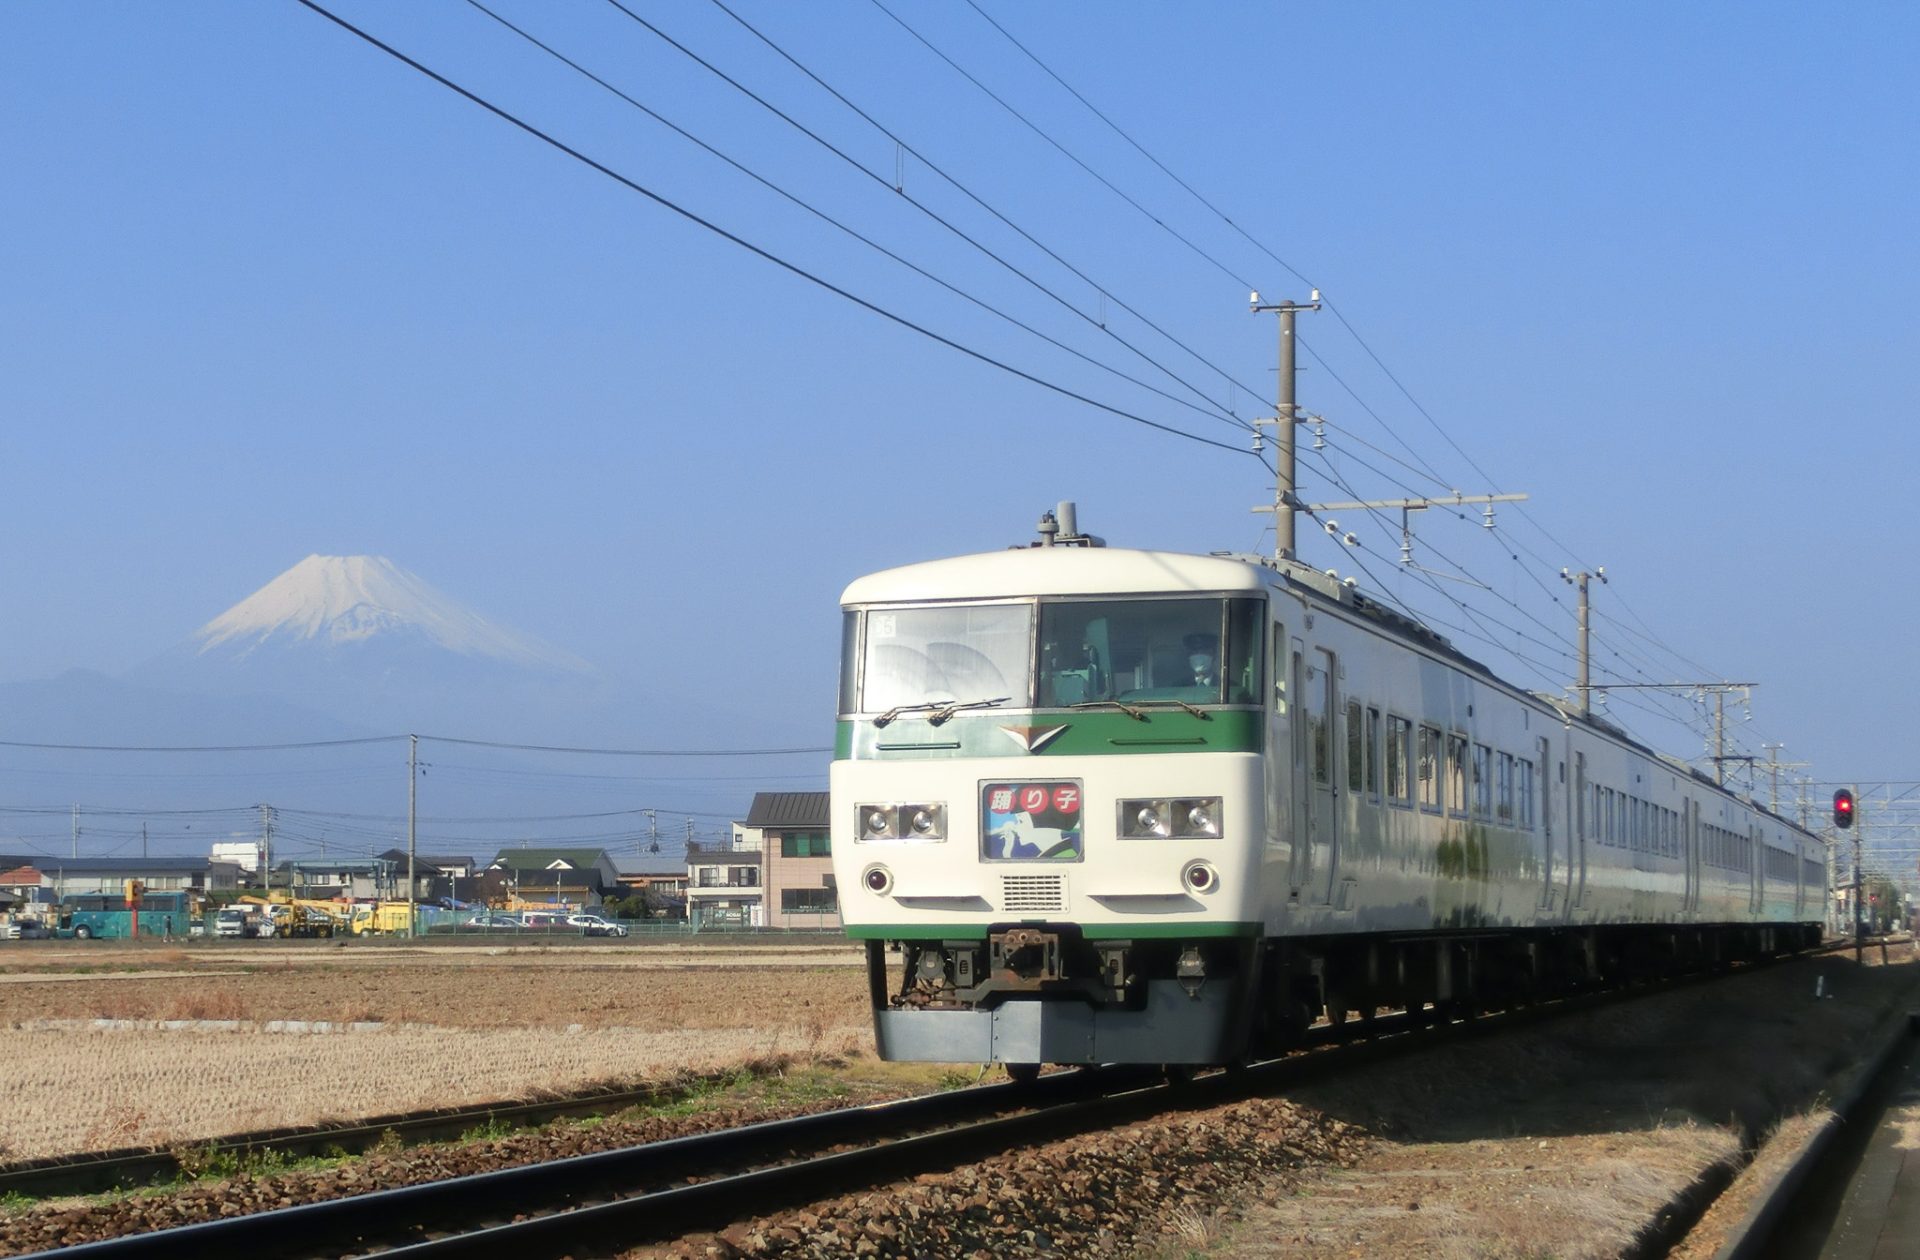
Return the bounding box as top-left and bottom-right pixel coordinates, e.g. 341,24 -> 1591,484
1038,597 -> 1262,707
851,603 -> 1032,714
842,596 -> 1263,714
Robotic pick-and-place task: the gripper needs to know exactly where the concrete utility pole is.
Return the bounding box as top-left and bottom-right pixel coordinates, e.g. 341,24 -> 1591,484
1759,746 -> 1807,814
1249,290 -> 1320,562
1560,568 -> 1606,717
1854,784 -> 1865,958
1250,294 -> 1523,570
259,803 -> 274,897
407,734 -> 418,939
71,805 -> 79,859
1591,681 -> 1756,784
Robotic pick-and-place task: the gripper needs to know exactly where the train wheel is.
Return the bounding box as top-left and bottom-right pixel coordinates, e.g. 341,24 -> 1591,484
1163,1064 -> 1197,1086
1006,1063 -> 1041,1086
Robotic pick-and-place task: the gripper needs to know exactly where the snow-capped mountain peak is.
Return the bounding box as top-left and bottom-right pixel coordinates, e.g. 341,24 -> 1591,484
194,555 -> 590,672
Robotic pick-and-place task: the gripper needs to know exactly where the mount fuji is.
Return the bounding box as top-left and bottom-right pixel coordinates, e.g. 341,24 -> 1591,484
128,555 -> 608,739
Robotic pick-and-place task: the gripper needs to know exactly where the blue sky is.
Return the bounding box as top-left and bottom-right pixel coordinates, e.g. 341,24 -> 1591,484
3,2 -> 1916,831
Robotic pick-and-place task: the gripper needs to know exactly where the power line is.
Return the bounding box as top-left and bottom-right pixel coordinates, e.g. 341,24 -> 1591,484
295,0 -> 1254,459
460,0 -> 1243,434
690,0 -> 1265,413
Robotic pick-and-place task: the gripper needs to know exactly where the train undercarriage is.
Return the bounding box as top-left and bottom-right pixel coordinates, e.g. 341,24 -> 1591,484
866,921 -> 1827,1074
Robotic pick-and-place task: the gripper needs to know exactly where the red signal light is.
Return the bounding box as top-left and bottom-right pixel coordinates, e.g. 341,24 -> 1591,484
1834,789 -> 1856,829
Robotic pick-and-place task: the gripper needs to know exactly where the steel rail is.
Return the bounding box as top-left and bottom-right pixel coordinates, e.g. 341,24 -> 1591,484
24,938 -> 1858,1259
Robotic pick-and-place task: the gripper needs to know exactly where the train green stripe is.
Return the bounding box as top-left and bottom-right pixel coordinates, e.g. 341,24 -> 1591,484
842,922 -> 1262,941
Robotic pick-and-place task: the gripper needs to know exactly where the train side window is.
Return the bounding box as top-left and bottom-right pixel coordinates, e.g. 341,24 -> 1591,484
1417,726 -> 1441,811
1387,715 -> 1412,804
1471,743 -> 1492,818
1445,734 -> 1468,817
1345,700 -> 1364,793
1365,707 -> 1381,798
1518,758 -> 1535,830
1497,752 -> 1515,825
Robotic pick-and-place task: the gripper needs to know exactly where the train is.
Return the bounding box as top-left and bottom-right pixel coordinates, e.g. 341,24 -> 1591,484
827,504 -> 1826,1078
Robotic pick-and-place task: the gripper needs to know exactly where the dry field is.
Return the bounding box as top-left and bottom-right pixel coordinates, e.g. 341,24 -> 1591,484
0,939 -> 874,1160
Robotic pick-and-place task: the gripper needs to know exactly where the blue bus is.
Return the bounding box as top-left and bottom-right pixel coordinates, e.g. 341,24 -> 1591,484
55,890 -> 198,940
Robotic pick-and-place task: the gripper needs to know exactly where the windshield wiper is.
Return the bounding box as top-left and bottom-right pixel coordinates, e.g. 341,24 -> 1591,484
1126,699 -> 1212,720
875,697 -> 1009,727
1068,699 -> 1149,722
929,696 -> 1009,725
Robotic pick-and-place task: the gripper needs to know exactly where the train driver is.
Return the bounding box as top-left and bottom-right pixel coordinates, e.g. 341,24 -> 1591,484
1184,633 -> 1220,689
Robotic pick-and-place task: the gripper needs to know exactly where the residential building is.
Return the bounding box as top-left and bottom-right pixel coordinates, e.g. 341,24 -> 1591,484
14,857 -> 242,900
483,848 -> 622,909
685,841 -> 762,928
746,791 -> 838,930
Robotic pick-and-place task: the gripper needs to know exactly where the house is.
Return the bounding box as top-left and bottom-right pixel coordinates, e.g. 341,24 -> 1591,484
745,791 -> 838,930
613,859 -> 689,920
483,848 -> 622,909
18,857 -> 243,900
277,857 -> 408,901
685,841 -> 762,928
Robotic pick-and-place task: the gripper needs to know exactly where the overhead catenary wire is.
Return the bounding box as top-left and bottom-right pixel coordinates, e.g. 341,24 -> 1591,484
459,0 -> 1247,434
295,0 -> 1256,460
688,0 -> 1269,414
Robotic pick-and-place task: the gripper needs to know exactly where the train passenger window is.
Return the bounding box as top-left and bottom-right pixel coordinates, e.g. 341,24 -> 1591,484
1346,701 -> 1364,792
838,612 -> 860,715
1497,753 -> 1515,824
1365,708 -> 1381,797
1605,790 -> 1617,846
1471,744 -> 1492,818
1417,726 -> 1441,810
1518,759 -> 1535,830
1387,716 -> 1412,804
1446,735 -> 1468,816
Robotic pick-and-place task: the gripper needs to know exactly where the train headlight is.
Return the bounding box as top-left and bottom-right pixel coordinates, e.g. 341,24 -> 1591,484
1119,797 -> 1223,840
1182,860 -> 1220,894
854,803 -> 947,841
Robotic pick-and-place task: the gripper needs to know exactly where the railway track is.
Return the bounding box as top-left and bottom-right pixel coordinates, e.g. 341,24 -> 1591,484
23,942 -> 1866,1260
0,1080 -> 706,1200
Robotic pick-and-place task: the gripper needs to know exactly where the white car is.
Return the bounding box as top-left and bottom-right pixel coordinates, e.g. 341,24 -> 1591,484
566,914 -> 629,938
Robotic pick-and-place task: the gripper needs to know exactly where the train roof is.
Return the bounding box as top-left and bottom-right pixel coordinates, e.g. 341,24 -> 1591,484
840,546 -> 1269,605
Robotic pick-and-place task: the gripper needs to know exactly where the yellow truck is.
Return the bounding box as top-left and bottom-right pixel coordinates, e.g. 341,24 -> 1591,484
347,901 -> 415,935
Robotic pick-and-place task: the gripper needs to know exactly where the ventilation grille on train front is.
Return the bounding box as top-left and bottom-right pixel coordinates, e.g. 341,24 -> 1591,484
1001,873 -> 1066,914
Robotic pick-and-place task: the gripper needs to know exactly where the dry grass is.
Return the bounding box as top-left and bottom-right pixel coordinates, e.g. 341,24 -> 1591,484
0,1020 -> 868,1159
0,946 -> 875,1160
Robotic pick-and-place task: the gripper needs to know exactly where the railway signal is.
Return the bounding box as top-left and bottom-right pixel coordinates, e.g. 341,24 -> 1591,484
1833,788 -> 1856,829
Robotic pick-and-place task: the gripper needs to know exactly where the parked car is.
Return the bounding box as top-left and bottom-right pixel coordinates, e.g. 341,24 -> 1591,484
459,911 -> 524,931
566,914 -> 629,938
519,911 -> 566,931
2,918 -> 49,940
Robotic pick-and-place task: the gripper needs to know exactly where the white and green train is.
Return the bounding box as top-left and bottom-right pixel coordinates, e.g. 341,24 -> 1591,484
829,507 -> 1826,1075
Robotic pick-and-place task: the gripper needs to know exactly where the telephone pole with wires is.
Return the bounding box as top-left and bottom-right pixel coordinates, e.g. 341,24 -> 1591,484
1250,292 -> 1523,571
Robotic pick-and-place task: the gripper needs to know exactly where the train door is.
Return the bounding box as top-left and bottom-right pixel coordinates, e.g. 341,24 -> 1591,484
1265,621 -> 1290,859
1309,647 -> 1338,903
1681,800 -> 1696,915
1749,826 -> 1763,916
1571,751 -> 1588,910
1536,736 -> 1555,912
1289,644 -> 1337,903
